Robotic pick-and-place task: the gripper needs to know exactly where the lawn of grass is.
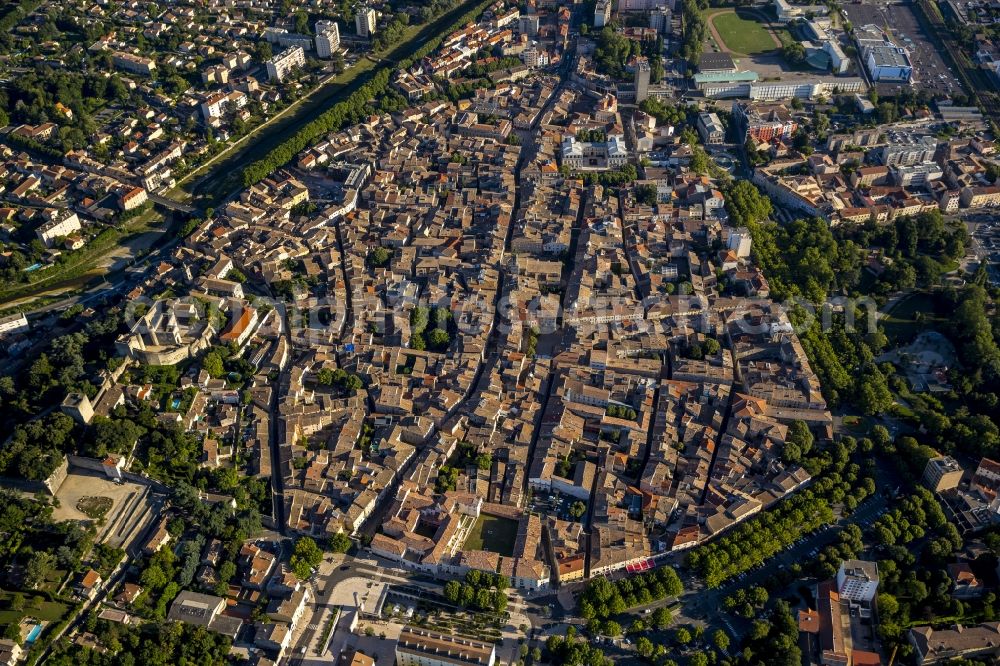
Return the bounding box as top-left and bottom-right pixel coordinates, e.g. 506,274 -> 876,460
0,591 -> 71,625
462,515 -> 518,557
709,10 -> 779,55
841,415 -> 875,435
882,291 -> 946,344
76,496 -> 113,520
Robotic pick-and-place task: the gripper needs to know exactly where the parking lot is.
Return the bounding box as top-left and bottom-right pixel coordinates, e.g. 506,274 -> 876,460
527,490 -> 585,522
843,2 -> 963,96
885,3 -> 962,96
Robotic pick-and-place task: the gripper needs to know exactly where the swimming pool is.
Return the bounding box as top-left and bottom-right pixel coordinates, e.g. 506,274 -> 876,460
25,624 -> 42,644
170,398 -> 182,410
24,263 -> 42,273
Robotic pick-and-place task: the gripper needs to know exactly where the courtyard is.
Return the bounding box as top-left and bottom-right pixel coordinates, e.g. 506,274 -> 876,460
51,470 -> 156,548
462,514 -> 518,557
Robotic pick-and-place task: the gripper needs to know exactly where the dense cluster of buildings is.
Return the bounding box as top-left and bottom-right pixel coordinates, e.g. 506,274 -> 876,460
420,2 -> 570,80
921,455 -> 1000,534
161,553 -> 312,662
88,8 -> 836,599
6,0 -> 1000,663
0,149 -> 151,261
746,113 -> 999,224
0,0 -> 358,274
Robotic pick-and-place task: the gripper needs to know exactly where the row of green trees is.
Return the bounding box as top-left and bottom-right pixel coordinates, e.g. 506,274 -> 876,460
685,485 -> 835,587
605,404 -> 638,421
241,67 -> 391,186
579,566 -> 683,620
680,0 -> 708,65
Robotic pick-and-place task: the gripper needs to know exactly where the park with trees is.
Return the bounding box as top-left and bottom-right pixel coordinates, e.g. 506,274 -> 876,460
579,567 -> 683,624
726,178 -> 1000,454
442,570 -> 509,615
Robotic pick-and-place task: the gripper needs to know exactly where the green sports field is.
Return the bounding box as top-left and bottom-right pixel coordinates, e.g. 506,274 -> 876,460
709,10 -> 780,55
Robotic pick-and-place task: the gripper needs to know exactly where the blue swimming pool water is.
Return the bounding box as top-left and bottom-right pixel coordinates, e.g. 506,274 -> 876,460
25,624 -> 42,644
24,263 -> 42,272
170,398 -> 182,409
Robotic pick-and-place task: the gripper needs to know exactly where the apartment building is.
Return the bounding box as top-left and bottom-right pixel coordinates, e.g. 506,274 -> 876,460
733,102 -> 797,143
518,14 -> 539,36
960,185 -> 1000,208
112,51 -> 157,75
522,46 -> 548,69
266,46 -> 305,82
697,112 -> 725,144
36,209 -> 82,247
891,161 -> 944,187
923,456 -> 964,492
118,185 -> 148,211
878,134 -> 939,166
200,90 -> 248,120
836,559 -> 879,604
648,7 -> 671,33
356,6 -> 376,37
594,0 -> 612,27
315,20 -> 341,58
851,165 -> 890,188
635,58 -> 650,103
0,313 -> 28,338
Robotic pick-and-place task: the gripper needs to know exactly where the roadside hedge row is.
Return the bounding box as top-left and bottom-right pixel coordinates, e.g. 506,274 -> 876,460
240,0 -> 494,187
